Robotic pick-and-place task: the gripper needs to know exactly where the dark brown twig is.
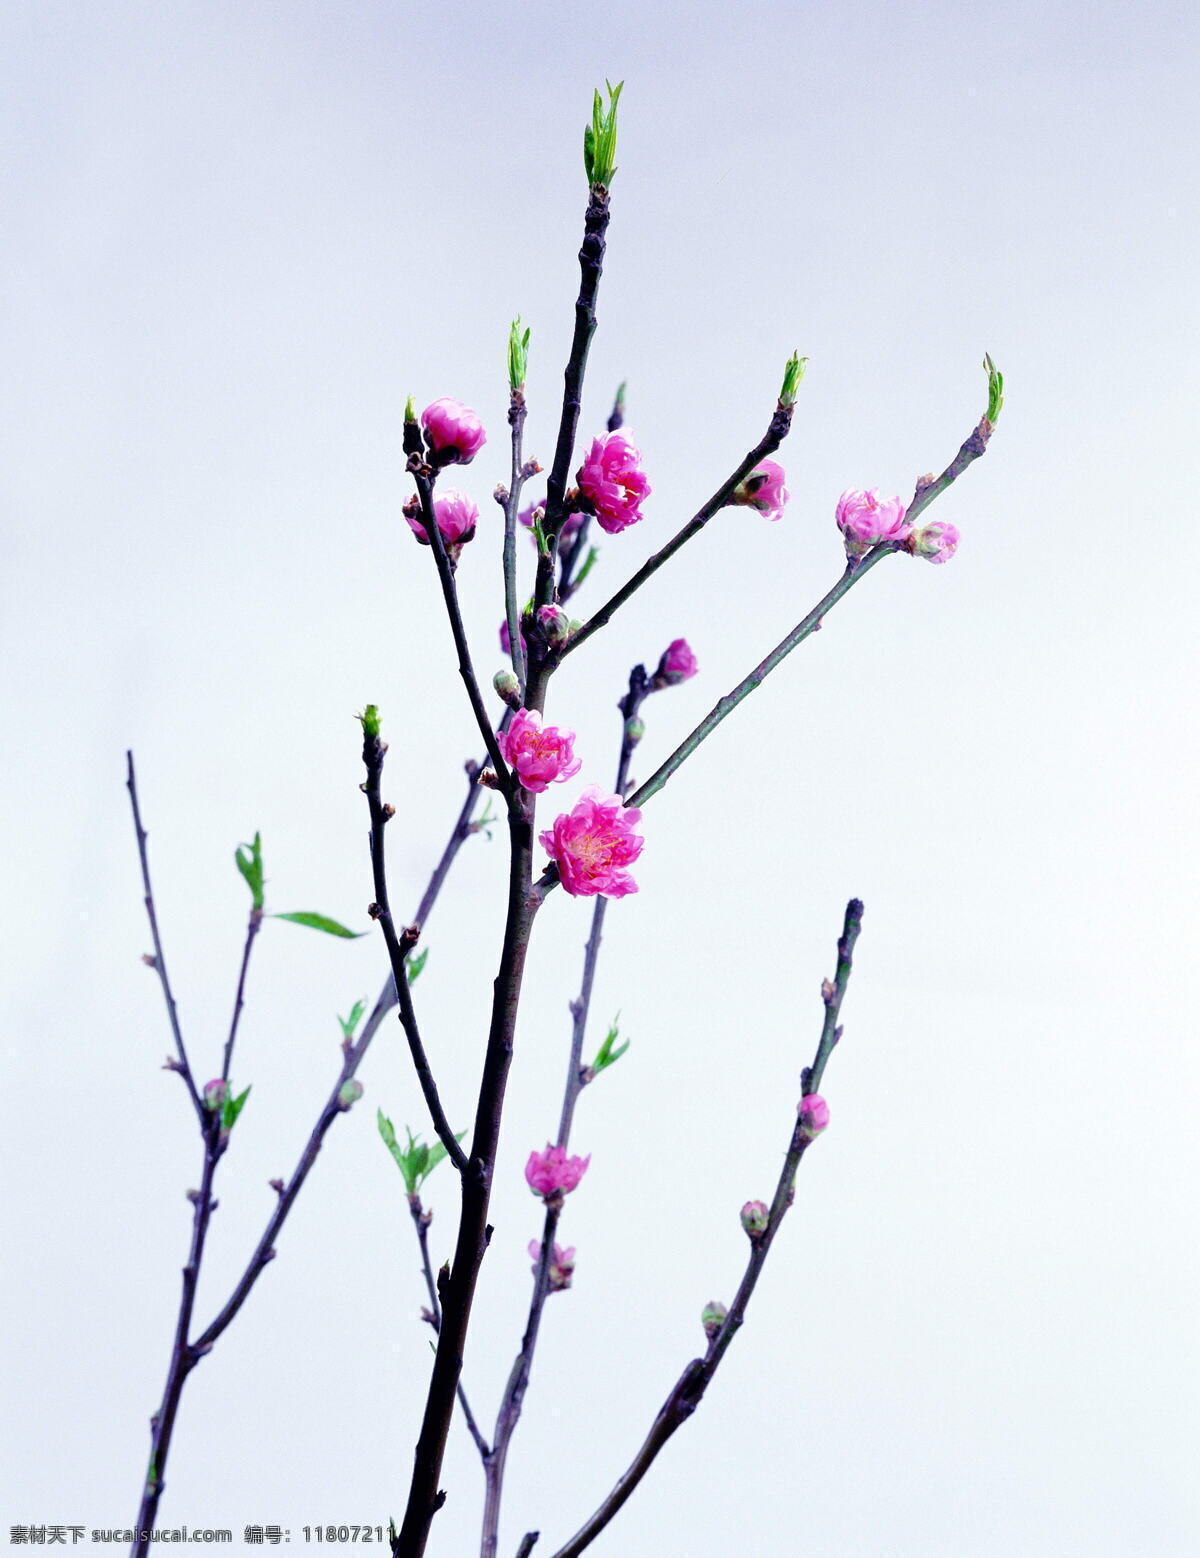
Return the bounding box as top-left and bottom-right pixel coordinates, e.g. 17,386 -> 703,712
409,1196 -> 491,1460
543,900 -> 864,1558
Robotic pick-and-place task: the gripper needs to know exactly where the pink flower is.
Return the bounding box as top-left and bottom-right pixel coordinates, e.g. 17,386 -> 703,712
799,1093 -> 830,1138
406,489 -> 479,557
908,520 -> 960,565
520,497 -> 585,550
525,1143 -> 591,1198
497,708 -> 582,793
655,637 -> 698,686
539,785 -> 644,898
734,459 -> 789,522
421,397 -> 487,465
835,488 -> 910,554
528,1239 -> 576,1292
576,430 -> 652,535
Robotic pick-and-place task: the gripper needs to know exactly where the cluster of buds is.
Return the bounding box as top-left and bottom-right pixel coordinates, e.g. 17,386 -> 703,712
837,486 -> 962,565
525,1144 -> 591,1200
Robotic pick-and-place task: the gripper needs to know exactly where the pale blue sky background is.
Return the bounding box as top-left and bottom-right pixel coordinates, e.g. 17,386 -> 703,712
3,2 -> 1198,1555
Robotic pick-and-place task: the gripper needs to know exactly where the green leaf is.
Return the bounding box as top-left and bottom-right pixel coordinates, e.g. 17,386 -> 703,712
983,352 -> 1004,424
235,833 -> 265,910
222,1084 -> 251,1131
779,352 -> 808,408
584,80 -> 623,188
508,317 -> 531,392
592,1013 -> 630,1075
406,948 -> 429,984
572,545 -> 600,590
338,999 -> 367,1041
377,1109 -> 416,1192
272,911 -> 366,939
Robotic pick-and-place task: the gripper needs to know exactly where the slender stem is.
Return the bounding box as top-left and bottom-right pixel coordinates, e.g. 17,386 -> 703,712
133,1125 -> 221,1555
504,392 -> 529,693
481,667 -> 649,1558
409,1196 -> 491,1460
125,753 -> 204,1120
395,794 -> 542,1558
545,901 -> 864,1558
563,403 -> 793,659
412,468 -> 514,797
220,909 -> 262,1083
905,418 -> 994,529
363,725 -> 469,1176
535,187 -> 611,611
515,1537 -> 539,1558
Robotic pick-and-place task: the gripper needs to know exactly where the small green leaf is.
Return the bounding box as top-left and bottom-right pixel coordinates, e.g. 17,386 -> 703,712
779,352 -> 808,408
508,317 -> 531,392
592,1013 -> 630,1075
273,911 -> 366,939
572,545 -> 600,590
235,833 -> 265,910
584,81 -> 624,188
222,1084 -> 251,1131
983,352 -> 1004,424
356,704 -> 382,739
406,947 -> 429,984
338,999 -> 367,1041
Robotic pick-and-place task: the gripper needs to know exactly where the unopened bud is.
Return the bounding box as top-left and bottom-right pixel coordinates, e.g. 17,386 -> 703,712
798,1093 -> 830,1139
537,604 -> 571,645
337,1079 -> 364,1111
493,668 -> 521,707
701,1300 -> 728,1339
740,1200 -> 770,1238
820,978 -> 836,1006
203,1078 -> 228,1112
624,716 -> 645,745
269,1178 -> 285,1195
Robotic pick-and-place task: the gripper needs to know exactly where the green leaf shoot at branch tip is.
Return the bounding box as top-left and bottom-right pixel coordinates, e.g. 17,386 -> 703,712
983,353 -> 1004,424
573,545 -> 600,590
377,1112 -> 464,1196
234,833 -> 265,910
583,80 -> 623,188
221,1084 -> 251,1133
356,704 -> 382,739
508,317 -> 531,391
406,947 -> 429,983
779,352 -> 808,408
337,999 -> 367,1042
271,911 -> 366,939
404,395 -> 417,424
591,1013 -> 630,1076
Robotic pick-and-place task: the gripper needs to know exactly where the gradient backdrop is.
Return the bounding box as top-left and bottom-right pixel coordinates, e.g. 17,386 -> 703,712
3,3 -> 1198,1555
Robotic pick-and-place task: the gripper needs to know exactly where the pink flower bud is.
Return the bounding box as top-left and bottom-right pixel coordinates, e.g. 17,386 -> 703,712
420,397 -> 487,465
529,1239 -> 577,1292
525,1144 -> 591,1198
701,1300 -> 728,1339
537,604 -> 571,645
576,430 -> 652,534
499,618 -> 527,656
908,520 -> 960,564
733,459 -> 789,522
799,1093 -> 830,1138
835,488 -> 910,557
203,1078 -> 228,1112
405,489 -> 479,559
493,668 -> 521,706
654,637 -> 698,687
740,1199 -> 770,1237
497,708 -> 582,793
539,785 -> 644,899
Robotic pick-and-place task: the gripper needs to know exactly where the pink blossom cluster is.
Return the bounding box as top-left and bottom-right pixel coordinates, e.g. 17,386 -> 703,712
525,1144 -> 591,1198
539,785 -> 644,898
497,708 -> 582,793
420,397 -> 487,465
576,430 -> 652,534
835,488 -> 910,555
528,1239 -> 576,1292
734,459 -> 789,522
655,637 -> 698,686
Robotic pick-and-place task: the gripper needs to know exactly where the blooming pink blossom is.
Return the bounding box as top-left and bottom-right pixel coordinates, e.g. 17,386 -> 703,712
799,1093 -> 830,1137
405,489 -> 479,556
576,430 -> 652,534
420,397 -> 486,465
908,520 -> 960,565
520,497 -> 585,550
529,1239 -> 576,1292
525,1143 -> 591,1198
734,459 -> 789,522
835,488 -> 910,553
539,785 -> 644,898
497,708 -> 582,793
655,637 -> 698,686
